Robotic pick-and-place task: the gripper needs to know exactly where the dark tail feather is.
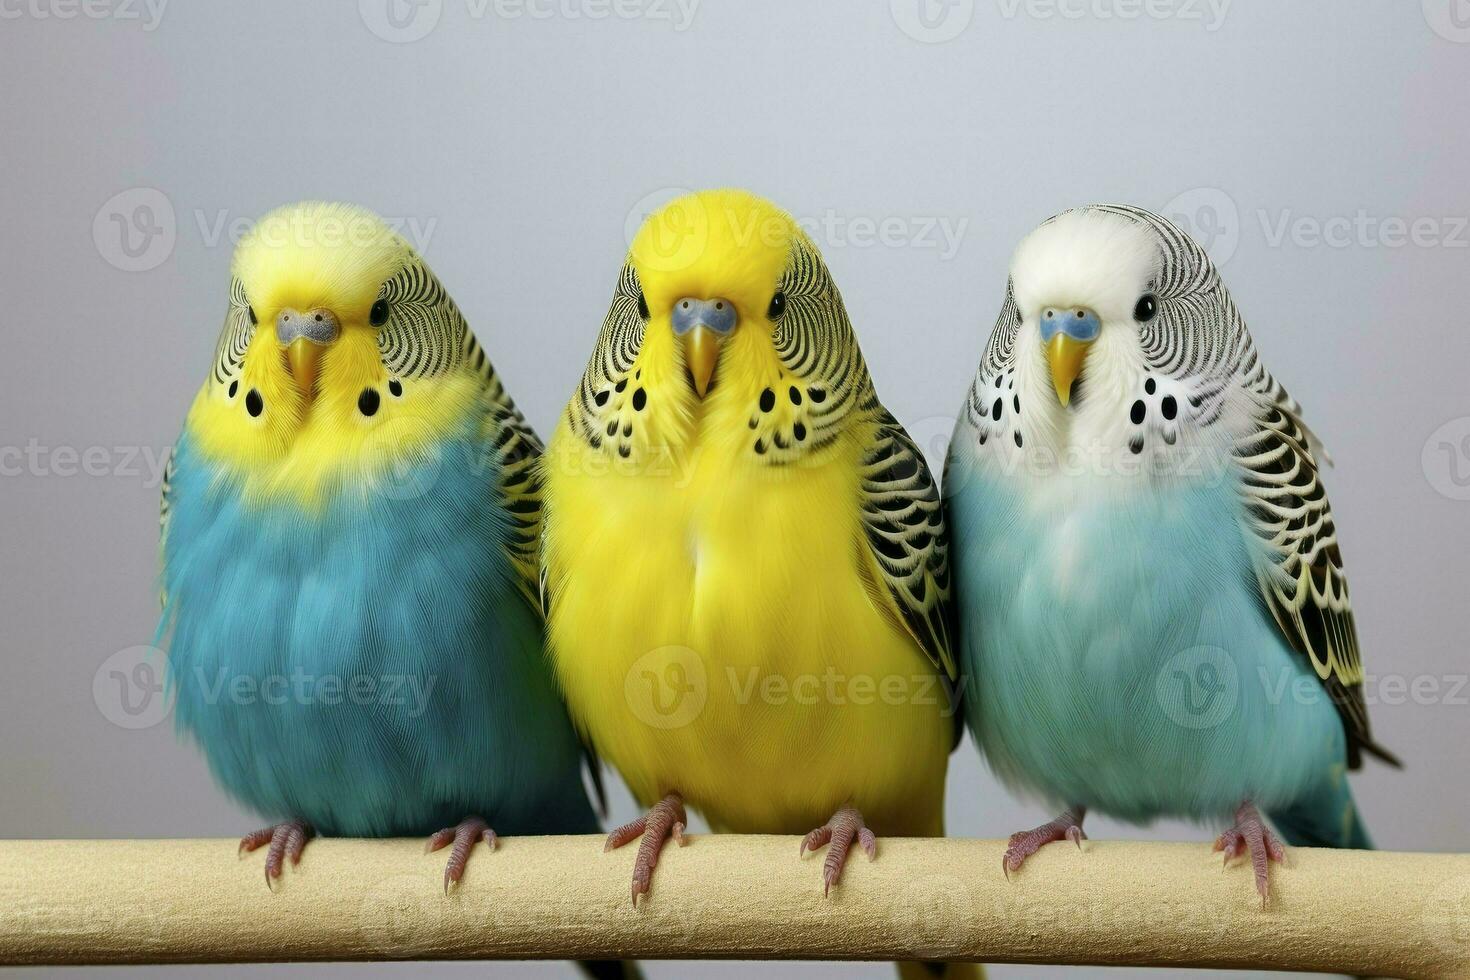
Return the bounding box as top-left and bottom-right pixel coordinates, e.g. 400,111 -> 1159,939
897,961 -> 985,980
1269,773 -> 1372,849
578,960 -> 643,980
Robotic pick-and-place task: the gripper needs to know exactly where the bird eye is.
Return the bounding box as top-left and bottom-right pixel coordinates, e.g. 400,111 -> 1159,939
767,291 -> 787,319
1134,294 -> 1158,322
370,299 -> 390,326
637,291 -> 650,320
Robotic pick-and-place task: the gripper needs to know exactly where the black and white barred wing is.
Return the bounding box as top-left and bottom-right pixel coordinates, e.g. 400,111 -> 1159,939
1237,403 -> 1397,769
382,256 -> 548,611
859,412 -> 958,682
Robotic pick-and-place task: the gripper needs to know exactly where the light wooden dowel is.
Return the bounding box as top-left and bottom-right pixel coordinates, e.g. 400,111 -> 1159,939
1,837 -> 1466,976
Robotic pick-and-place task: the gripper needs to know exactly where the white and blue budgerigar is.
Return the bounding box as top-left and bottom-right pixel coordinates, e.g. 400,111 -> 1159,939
945,205 -> 1398,900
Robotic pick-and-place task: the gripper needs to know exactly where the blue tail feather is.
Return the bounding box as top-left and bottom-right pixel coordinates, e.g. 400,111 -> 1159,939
1269,771 -> 1372,850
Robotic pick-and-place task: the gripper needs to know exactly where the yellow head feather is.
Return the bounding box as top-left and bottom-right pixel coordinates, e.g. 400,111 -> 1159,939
631,188 -> 799,320
232,201 -> 410,325
185,202 -> 480,507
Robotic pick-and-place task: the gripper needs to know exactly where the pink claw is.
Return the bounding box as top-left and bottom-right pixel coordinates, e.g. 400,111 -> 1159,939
799,805 -> 878,896
1001,807 -> 1087,878
426,816 -> 498,892
606,793 -> 687,907
239,819 -> 313,889
1212,801 -> 1287,906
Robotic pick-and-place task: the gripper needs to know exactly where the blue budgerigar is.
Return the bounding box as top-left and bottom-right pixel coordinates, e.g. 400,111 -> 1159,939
945,205 -> 1399,900
158,202 -> 604,896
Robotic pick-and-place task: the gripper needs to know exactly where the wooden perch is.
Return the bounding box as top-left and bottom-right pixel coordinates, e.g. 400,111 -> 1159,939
1,836 -> 1467,976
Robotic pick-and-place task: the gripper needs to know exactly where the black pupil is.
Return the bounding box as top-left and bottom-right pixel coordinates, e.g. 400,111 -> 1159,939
1134,295 -> 1158,322
767,291 -> 786,319
637,291 -> 650,320
370,300 -> 389,326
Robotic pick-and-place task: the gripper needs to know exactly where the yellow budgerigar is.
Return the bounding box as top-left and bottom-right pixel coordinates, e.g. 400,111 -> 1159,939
541,190 -> 972,977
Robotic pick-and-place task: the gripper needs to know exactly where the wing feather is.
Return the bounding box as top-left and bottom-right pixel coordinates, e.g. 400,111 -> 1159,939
1236,400 -> 1398,768
858,412 -> 959,683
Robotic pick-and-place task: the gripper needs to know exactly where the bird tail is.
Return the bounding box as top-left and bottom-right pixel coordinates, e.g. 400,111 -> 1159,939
1268,774 -> 1372,850
897,961 -> 985,980
578,959 -> 644,980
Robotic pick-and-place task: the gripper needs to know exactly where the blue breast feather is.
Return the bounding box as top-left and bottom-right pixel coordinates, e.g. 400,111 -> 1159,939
949,454 -> 1348,828
159,420 -> 595,837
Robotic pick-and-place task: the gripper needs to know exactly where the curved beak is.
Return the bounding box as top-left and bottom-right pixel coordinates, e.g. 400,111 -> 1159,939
286,337 -> 326,399
671,296 -> 738,399
683,326 -> 720,399
1041,306 -> 1101,407
1046,334 -> 1090,407
276,307 -> 341,402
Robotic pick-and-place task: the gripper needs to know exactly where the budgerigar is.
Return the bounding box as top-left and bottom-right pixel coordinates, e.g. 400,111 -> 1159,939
158,202 -> 605,897
540,190 -> 975,977
945,204 -> 1398,900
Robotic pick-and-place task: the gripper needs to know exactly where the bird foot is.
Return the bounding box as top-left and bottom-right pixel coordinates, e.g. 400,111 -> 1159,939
1002,807 -> 1087,877
799,805 -> 877,896
239,819 -> 313,888
1212,801 -> 1286,906
605,793 -> 687,907
426,816 -> 498,892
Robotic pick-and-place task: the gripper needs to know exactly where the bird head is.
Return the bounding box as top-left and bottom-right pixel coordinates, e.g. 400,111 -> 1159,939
631,189 -> 798,401
190,202 -> 482,492
1008,207 -> 1172,409
586,189 -> 869,464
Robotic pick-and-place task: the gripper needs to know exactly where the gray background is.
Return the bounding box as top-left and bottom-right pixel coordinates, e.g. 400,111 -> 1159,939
2,1 -> 1468,977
